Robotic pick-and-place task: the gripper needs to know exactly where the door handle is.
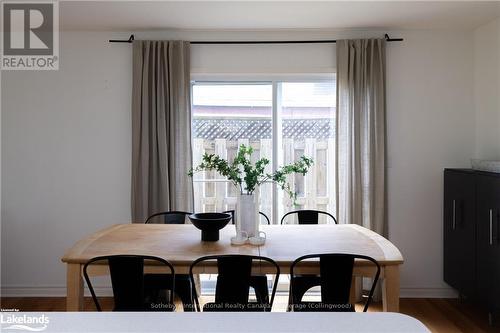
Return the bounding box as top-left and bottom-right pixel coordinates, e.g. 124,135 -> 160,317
497,210 -> 500,243
489,209 -> 493,245
452,200 -> 456,230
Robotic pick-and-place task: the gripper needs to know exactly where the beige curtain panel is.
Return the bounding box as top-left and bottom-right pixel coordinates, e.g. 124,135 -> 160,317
131,40 -> 194,222
335,39 -> 387,236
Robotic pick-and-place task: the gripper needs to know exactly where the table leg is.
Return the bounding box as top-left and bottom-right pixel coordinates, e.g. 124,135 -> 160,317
382,265 -> 400,312
66,263 -> 84,311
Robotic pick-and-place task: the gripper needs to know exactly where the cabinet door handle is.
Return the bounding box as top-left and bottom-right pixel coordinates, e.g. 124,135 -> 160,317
497,210 -> 500,243
489,209 -> 493,245
452,200 -> 456,230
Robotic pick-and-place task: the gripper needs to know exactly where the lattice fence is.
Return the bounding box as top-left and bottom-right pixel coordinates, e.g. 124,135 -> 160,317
192,118 -> 336,224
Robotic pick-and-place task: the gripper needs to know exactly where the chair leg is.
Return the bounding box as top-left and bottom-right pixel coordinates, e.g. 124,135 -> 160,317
144,274 -> 196,312
175,278 -> 195,312
192,284 -> 201,312
250,276 -> 269,304
290,275 -> 322,309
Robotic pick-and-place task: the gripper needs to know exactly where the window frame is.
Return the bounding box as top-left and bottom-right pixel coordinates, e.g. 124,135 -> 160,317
191,73 -> 336,224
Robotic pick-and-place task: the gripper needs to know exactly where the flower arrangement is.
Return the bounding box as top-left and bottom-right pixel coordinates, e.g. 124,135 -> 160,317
188,144 -> 313,201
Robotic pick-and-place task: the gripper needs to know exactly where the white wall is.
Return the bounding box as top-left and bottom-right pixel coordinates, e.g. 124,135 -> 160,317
1,29 -> 475,297
386,30 -> 474,297
1,32 -> 133,294
474,18 -> 500,160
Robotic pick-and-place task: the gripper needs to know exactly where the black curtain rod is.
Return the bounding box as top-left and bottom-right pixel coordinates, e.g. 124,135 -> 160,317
109,34 -> 403,44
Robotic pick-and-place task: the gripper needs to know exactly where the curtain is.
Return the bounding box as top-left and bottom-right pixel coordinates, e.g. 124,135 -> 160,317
131,40 -> 194,222
335,39 -> 387,236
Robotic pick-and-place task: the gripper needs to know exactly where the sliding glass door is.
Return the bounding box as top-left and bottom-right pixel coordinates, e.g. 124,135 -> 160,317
277,81 -> 336,224
191,77 -> 336,224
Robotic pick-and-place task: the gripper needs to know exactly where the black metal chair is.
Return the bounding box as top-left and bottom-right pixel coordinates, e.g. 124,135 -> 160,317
280,209 -> 338,225
223,210 -> 271,225
281,209 -> 339,304
83,255 -> 176,312
222,209 -> 271,304
145,211 -> 192,224
189,255 -> 280,312
289,253 -> 380,312
144,211 -> 195,311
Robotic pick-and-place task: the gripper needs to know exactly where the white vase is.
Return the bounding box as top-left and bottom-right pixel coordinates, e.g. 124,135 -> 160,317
236,191 -> 259,237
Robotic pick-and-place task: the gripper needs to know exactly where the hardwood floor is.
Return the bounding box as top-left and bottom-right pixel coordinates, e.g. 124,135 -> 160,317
0,297 -> 497,333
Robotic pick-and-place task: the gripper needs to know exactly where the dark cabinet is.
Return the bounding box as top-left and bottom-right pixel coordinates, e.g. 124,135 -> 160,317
443,170 -> 475,297
476,174 -> 500,312
444,169 -> 500,323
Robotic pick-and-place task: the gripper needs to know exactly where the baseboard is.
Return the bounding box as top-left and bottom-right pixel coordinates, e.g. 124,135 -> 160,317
1,286 -> 113,297
2,286 -> 458,299
400,287 -> 458,298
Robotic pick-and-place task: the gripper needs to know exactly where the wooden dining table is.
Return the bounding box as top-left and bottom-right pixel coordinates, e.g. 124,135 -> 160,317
61,224 -> 404,312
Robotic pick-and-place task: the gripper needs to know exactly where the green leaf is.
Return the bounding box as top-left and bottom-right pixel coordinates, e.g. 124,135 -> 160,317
189,144 -> 314,198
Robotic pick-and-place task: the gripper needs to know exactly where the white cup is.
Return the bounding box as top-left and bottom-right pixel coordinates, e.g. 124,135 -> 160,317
249,231 -> 266,245
231,230 -> 249,245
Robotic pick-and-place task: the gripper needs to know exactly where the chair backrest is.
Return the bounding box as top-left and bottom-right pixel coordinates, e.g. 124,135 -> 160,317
281,210 -> 338,225
83,255 -> 175,311
189,254 -> 280,312
290,253 -> 380,312
145,211 -> 192,224
223,210 -> 271,225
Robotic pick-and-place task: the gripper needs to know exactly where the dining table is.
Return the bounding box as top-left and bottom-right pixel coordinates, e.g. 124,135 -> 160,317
61,223 -> 404,312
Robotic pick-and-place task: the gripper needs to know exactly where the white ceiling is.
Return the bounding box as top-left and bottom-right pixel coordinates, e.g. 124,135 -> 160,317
60,1 -> 500,31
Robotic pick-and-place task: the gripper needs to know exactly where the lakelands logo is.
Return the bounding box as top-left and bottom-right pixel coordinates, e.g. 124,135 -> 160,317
1,314 -> 49,331
1,1 -> 59,70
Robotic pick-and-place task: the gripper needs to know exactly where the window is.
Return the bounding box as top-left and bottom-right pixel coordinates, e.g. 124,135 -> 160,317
191,78 -> 336,224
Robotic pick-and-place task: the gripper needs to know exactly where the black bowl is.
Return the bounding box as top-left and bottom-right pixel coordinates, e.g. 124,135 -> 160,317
188,213 -> 232,241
